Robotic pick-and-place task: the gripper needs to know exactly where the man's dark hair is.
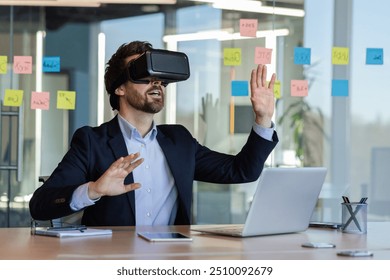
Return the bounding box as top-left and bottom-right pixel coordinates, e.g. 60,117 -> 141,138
104,41 -> 153,111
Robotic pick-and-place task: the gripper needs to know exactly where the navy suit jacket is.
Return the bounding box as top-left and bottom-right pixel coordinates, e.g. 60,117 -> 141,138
29,115 -> 278,226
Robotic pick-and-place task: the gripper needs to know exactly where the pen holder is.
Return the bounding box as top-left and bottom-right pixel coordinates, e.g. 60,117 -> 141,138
341,202 -> 367,234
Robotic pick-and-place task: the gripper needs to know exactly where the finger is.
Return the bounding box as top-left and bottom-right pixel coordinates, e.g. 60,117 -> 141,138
268,73 -> 276,90
120,153 -> 140,167
123,183 -> 142,193
112,154 -> 141,173
120,160 -> 132,169
124,158 -> 144,172
261,65 -> 268,87
256,64 -> 263,88
112,157 -> 125,168
126,152 -> 140,161
250,68 -> 257,95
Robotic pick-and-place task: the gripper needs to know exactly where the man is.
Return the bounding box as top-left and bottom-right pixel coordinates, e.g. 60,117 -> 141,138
29,41 -> 278,226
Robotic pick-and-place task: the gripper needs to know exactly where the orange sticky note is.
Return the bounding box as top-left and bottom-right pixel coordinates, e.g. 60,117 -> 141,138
3,89 -> 24,107
57,90 -> 76,110
291,80 -> 308,97
0,56 -> 7,74
13,56 -> 33,74
240,19 -> 258,37
223,48 -> 241,66
255,47 -> 272,64
332,47 -> 349,65
31,91 -> 50,110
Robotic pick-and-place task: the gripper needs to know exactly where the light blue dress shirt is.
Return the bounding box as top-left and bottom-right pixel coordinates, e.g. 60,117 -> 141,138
117,114 -> 178,225
70,114 -> 275,225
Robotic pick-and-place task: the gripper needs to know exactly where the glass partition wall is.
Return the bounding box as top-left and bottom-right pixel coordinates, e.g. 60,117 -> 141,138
1,0 -> 390,227
0,6 -> 44,226
0,6 -> 71,227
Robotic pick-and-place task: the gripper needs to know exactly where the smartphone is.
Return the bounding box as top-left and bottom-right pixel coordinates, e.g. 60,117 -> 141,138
302,242 -> 336,248
309,222 -> 342,229
137,232 -> 193,242
337,250 -> 374,257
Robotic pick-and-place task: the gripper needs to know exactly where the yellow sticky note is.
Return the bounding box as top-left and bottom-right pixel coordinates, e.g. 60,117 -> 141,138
273,80 -> 281,99
3,89 -> 24,107
224,48 -> 241,66
332,47 -> 349,65
57,90 -> 76,110
0,56 -> 7,74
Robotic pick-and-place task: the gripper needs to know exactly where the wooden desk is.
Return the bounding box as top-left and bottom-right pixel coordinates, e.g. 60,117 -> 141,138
1,222 -> 390,260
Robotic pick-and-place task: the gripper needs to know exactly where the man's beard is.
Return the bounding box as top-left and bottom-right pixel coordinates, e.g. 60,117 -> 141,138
125,88 -> 164,114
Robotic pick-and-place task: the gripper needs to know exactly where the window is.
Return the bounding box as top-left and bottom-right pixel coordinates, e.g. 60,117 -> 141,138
1,0 -> 389,227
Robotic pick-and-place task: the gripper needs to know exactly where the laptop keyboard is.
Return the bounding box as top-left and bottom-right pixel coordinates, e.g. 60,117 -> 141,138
209,225 -> 244,234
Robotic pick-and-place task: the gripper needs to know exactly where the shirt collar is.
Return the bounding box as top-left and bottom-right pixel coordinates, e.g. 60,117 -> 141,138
117,113 -> 158,141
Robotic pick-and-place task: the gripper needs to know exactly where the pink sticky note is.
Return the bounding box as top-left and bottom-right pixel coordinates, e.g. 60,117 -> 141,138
14,56 -> 33,74
31,91 -> 50,110
255,47 -> 272,64
240,19 -> 258,37
291,80 -> 309,97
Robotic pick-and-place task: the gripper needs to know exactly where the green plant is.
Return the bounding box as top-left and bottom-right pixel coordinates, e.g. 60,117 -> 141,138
278,98 -> 328,164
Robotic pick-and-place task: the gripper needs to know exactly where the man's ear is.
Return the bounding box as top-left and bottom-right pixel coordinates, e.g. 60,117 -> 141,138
115,85 -> 125,96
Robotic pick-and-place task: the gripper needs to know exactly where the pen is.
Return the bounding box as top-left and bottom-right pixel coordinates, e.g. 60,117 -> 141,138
47,225 -> 87,232
342,196 -> 350,203
360,197 -> 368,203
352,197 -> 367,219
341,196 -> 362,231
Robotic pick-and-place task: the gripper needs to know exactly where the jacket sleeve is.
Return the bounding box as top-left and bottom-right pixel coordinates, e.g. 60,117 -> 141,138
193,129 -> 279,183
29,126 -> 97,221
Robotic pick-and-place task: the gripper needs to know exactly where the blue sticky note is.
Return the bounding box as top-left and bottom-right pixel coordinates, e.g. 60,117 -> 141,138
231,80 -> 249,96
366,48 -> 383,65
332,79 -> 349,97
294,47 -> 311,65
43,56 -> 61,72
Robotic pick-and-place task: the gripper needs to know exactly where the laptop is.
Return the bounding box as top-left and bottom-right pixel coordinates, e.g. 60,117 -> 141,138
191,167 -> 327,237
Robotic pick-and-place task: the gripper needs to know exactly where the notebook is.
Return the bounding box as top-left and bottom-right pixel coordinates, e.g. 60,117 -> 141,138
191,167 -> 327,237
33,227 -> 112,238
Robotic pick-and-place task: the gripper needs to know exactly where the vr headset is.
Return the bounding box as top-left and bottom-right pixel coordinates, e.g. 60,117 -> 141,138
110,49 -> 190,92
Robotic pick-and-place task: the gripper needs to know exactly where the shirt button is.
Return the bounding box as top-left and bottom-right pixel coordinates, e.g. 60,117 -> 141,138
147,188 -> 151,193
146,212 -> 151,217
145,164 -> 150,169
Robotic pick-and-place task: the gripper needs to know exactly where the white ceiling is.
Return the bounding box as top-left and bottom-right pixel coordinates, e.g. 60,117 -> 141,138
0,0 -> 304,30
0,0 -> 304,7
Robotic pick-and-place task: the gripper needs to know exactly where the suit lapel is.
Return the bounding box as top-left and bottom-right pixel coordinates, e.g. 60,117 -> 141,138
156,126 -> 191,223
107,116 -> 136,219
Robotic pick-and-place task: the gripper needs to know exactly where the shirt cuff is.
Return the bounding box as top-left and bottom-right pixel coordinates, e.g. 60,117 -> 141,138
252,121 -> 275,141
70,182 -> 99,211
